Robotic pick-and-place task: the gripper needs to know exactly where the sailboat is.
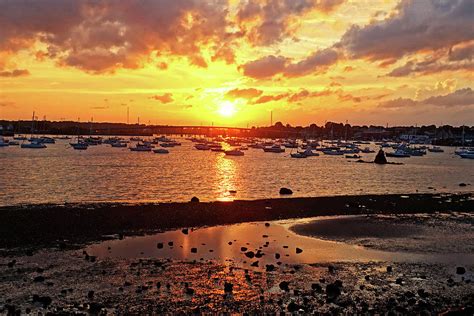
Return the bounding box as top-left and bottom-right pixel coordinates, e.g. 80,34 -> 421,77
70,124 -> 88,150
21,112 -> 47,149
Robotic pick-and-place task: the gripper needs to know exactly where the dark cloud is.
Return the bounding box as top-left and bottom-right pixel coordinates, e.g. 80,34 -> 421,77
236,0 -> 344,46
339,0 -> 473,61
240,48 -> 339,79
0,0 -> 232,73
379,88 -> 474,108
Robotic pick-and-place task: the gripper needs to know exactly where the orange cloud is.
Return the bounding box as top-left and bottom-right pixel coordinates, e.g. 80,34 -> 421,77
225,88 -> 263,99
150,93 -> 174,104
0,69 -> 30,77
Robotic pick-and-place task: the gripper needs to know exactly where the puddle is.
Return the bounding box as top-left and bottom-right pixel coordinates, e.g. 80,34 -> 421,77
85,217 -> 474,267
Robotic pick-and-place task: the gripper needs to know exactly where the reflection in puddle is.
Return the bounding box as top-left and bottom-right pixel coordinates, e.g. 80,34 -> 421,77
86,218 -> 474,268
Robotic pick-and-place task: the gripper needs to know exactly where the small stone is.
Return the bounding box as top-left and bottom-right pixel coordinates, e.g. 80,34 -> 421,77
168,241 -> 173,246
328,265 -> 335,274
279,281 -> 290,292
250,261 -> 259,267
87,290 -> 94,299
228,241 -> 232,245
326,283 -> 341,300
266,264 -> 276,272
296,247 -> 303,254
33,276 -> 45,283
396,278 -> 404,285
224,282 -> 233,293
311,283 -> 322,293
240,247 -> 248,252
456,267 -> 466,275
190,196 -> 200,202
459,183 -> 467,187
265,223 -> 270,227
157,243 -> 163,249
245,251 -> 255,258
182,228 -> 189,234
279,187 -> 293,195
386,266 -> 393,273
275,253 -> 280,259
191,248 -> 197,253
185,287 -> 195,295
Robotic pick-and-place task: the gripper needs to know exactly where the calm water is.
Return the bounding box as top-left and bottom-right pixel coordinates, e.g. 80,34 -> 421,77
0,138 -> 472,206
86,218 -> 474,266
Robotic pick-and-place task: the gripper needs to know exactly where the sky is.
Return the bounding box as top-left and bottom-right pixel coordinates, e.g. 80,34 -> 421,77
0,0 -> 473,127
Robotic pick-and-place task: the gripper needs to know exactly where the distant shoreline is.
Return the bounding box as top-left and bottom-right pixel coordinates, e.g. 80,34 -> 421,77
1,192 -> 472,253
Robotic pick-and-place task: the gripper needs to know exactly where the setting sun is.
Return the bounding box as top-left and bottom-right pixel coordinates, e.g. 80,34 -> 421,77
218,101 -> 237,117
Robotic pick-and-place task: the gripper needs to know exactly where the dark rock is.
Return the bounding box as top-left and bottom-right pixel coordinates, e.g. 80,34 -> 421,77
296,247 -> 303,254
33,276 -> 45,283
279,187 -> 293,195
245,251 -> 255,258
374,149 -> 388,164
36,267 -> 44,273
250,261 -> 259,267
224,282 -> 233,293
240,247 -> 248,252
396,278 -> 404,285
87,290 -> 94,299
168,241 -> 173,246
266,264 -> 276,272
185,287 -> 195,295
190,196 -> 200,202
32,295 -> 52,307
191,248 -> 197,253
157,243 -> 163,249
265,223 -> 270,227
228,241 -> 232,245
459,183 -> 467,187
279,281 -> 290,292
275,253 -> 281,259
7,260 -> 16,268
456,267 -> 466,275
311,283 -> 323,293
88,302 -> 105,314
386,266 -> 393,273
156,282 -> 161,289
328,265 -> 335,274
326,283 -> 341,300
182,228 -> 189,235
255,251 -> 264,258
287,302 -> 302,313
262,234 -> 268,238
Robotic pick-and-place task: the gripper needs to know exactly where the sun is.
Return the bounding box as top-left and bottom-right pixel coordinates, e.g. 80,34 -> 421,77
218,101 -> 237,117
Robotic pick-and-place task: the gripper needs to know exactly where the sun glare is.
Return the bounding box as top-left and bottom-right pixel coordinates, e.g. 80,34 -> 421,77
218,101 -> 236,117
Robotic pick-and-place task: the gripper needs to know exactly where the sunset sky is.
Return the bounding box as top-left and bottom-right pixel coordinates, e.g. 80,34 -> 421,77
0,0 -> 473,127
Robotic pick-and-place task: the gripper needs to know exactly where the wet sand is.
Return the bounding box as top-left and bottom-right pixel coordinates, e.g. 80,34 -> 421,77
0,193 -> 473,252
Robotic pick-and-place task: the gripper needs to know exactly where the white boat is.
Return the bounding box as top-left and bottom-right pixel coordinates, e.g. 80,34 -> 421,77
130,143 -> 152,152
428,146 -> 444,153
0,137 -> 9,147
111,142 -> 127,148
195,144 -> 210,150
386,148 -> 410,157
8,140 -> 19,146
70,142 -> 88,150
153,148 -> 169,154
225,149 -> 244,156
263,145 -> 285,153
21,141 -> 47,149
290,152 -> 307,158
297,147 -> 319,157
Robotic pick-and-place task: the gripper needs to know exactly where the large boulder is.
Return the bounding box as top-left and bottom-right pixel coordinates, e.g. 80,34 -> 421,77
374,149 -> 388,164
279,187 -> 293,195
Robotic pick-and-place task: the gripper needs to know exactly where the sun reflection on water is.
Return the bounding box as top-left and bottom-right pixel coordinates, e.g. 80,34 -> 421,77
215,154 -> 238,201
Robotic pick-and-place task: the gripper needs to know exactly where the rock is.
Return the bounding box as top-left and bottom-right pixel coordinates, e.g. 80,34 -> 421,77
262,234 -> 268,238
228,241 -> 232,245
245,251 -> 255,258
88,302 -> 105,314
251,261 -> 259,267
191,248 -> 197,253
190,196 -> 200,202
326,283 -> 341,300
185,287 -> 195,295
279,281 -> 290,292
7,260 -> 16,268
328,265 -> 335,274
287,302 -> 301,313
396,278 -> 404,285
265,223 -> 270,227
224,282 -> 233,293
279,187 -> 293,195
157,243 -> 163,249
311,283 -> 323,293
240,247 -> 248,252
386,266 -> 393,273
459,183 -> 467,187
456,267 -> 466,274
87,290 -> 94,299
182,228 -> 189,235
32,295 -> 52,307
168,241 -> 173,246
275,253 -> 281,259
33,276 -> 45,283
255,251 -> 264,258
266,264 -> 276,272
296,247 -> 303,254
374,149 -> 388,164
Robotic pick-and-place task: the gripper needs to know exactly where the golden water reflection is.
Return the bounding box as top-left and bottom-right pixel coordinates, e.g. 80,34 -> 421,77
214,154 -> 238,201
